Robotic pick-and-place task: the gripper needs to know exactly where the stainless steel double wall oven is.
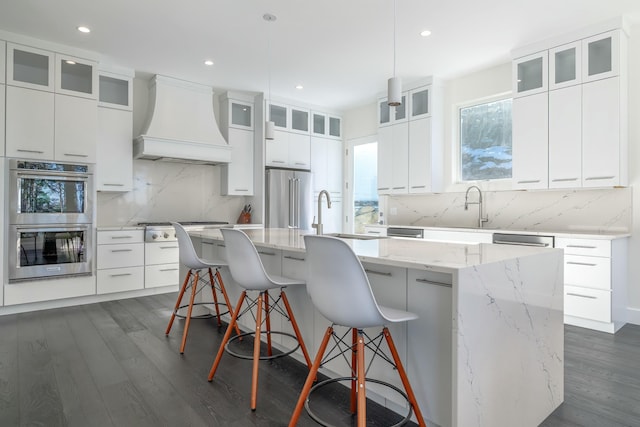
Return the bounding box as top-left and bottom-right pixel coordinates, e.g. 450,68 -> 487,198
8,159 -> 94,282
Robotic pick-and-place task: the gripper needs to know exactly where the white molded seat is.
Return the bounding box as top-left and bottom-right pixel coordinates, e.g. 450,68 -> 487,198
289,235 -> 426,427
208,228 -> 312,411
165,222 -> 238,354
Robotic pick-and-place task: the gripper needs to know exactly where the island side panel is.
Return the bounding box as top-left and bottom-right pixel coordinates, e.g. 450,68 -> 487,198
453,250 -> 564,427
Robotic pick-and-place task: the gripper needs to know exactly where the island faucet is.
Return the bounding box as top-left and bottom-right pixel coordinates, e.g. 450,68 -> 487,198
464,185 -> 489,228
312,190 -> 332,235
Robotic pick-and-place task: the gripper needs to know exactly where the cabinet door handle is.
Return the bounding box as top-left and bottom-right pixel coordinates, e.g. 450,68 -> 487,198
585,176 -> 615,181
284,255 -> 305,262
103,183 -> 125,187
566,292 -> 597,299
111,235 -> 133,239
160,246 -> 178,250
294,162 -> 307,166
551,178 -> 578,182
517,179 -> 540,184
392,186 -> 406,190
411,185 -> 426,189
160,268 -> 179,272
63,153 -> 89,158
566,261 -> 597,267
17,149 -> 44,154
566,245 -> 597,249
202,241 -> 215,246
377,187 -> 390,191
415,278 -> 452,288
110,273 -> 132,278
364,269 -> 392,277
258,251 -> 276,256
216,243 -> 226,248
271,160 -> 286,164
367,231 -> 381,234
111,249 -> 132,253
234,189 -> 249,192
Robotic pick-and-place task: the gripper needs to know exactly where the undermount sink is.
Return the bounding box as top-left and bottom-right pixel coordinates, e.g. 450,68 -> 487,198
325,233 -> 388,240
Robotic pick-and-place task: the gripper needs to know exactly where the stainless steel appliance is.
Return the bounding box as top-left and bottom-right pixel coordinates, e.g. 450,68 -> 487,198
492,233 -> 555,247
9,159 -> 94,225
138,221 -> 229,242
265,169 -> 313,230
9,224 -> 93,282
387,226 -> 425,239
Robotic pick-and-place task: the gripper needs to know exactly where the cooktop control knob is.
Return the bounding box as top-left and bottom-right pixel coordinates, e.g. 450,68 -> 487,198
152,233 -> 158,240
163,232 -> 169,239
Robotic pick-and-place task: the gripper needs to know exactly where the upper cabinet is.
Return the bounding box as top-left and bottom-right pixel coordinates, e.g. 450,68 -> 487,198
583,30 -> 620,83
267,102 -> 310,134
99,71 -> 133,110
549,41 -> 582,90
220,92 -> 256,195
312,111 -> 342,139
265,100 -> 314,169
378,93 -> 407,126
55,53 -> 98,99
0,41 -> 6,83
6,43 -> 55,91
512,51 -> 548,97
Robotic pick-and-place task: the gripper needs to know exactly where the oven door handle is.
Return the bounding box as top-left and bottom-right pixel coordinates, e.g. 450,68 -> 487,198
16,171 -> 90,180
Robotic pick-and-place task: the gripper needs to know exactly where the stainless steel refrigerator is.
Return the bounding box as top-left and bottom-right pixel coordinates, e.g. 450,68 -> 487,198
265,169 -> 313,230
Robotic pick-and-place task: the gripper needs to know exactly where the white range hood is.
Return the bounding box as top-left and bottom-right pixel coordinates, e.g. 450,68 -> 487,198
134,75 -> 231,165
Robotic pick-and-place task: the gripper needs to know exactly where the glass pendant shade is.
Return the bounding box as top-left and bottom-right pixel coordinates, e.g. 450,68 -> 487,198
388,76 -> 402,106
265,120 -> 275,140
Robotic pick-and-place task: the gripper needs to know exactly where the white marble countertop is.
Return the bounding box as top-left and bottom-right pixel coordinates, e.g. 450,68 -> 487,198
385,224 -> 630,239
188,228 -> 561,274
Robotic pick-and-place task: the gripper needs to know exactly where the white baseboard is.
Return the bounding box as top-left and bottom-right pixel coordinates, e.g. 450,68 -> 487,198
626,307 -> 640,326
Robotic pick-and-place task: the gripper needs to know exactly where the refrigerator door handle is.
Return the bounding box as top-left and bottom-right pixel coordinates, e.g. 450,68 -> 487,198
294,178 -> 300,228
288,178 -> 295,228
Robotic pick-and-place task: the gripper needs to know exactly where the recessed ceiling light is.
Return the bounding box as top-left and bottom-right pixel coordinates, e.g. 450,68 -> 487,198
420,29 -> 432,37
77,26 -> 91,33
204,60 -> 214,66
295,84 -> 304,90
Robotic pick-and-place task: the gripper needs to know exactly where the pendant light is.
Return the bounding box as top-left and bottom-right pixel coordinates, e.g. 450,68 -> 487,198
264,13 -> 276,140
387,0 -> 402,106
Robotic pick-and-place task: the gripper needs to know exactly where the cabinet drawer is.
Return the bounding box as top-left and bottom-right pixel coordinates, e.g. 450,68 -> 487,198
564,285 -> 611,323
556,237 -> 610,257
97,229 -> 144,245
145,242 -> 179,265
97,266 -> 144,294
564,254 -> 610,290
97,243 -> 144,269
145,263 -> 180,288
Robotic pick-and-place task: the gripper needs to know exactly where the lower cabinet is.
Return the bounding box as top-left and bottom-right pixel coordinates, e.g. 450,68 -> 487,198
96,229 -> 144,294
144,241 -> 180,289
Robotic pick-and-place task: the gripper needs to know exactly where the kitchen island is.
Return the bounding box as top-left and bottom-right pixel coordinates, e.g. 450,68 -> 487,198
188,228 -> 564,427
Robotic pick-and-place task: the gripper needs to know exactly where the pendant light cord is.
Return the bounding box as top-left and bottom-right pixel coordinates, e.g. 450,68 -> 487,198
393,0 -> 396,78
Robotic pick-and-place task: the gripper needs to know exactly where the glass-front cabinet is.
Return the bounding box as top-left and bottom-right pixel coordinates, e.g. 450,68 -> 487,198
312,112 -> 326,135
512,51 -> 548,97
312,111 -> 341,139
268,102 -> 288,129
410,86 -> 430,119
582,30 -> 620,83
229,100 -> 253,130
55,53 -> 98,99
549,42 -> 581,90
378,93 -> 408,126
328,116 -> 341,138
291,107 -> 309,134
99,72 -> 133,110
7,43 -> 55,91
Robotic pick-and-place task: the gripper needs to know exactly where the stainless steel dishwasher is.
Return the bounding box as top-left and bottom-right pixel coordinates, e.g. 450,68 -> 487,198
492,233 -> 555,248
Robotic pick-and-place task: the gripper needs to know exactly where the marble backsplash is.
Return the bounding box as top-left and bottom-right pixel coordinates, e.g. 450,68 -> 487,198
385,187 -> 632,233
96,160 -> 247,227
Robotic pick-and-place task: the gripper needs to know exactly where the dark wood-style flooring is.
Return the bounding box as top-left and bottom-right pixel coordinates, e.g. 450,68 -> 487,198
0,292 -> 638,426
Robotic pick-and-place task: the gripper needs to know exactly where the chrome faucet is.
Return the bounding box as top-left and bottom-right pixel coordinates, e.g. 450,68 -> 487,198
312,190 -> 332,235
464,185 -> 489,228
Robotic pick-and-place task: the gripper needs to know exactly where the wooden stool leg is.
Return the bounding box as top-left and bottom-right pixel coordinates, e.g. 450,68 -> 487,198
207,268 -> 223,327
208,292 -> 246,381
264,290 -> 273,357
281,290 -> 312,368
251,292 -> 264,410
350,327 -> 358,414
165,270 -> 191,335
383,327 -> 427,427
289,326 -> 333,427
180,271 -> 200,354
356,329 -> 366,427
214,268 -> 241,337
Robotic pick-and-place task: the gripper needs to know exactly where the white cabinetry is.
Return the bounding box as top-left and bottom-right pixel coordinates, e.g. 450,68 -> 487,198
312,111 -> 342,139
145,241 -> 180,289
54,53 -> 98,99
512,26 -> 627,189
0,84 -> 4,155
54,94 -> 97,162
97,230 -> 144,294
266,129 -> 310,169
6,43 -> 54,91
5,85 -> 54,159
0,41 -> 6,83
311,135 -> 343,233
377,122 -> 408,194
219,93 -> 255,195
557,236 -> 627,333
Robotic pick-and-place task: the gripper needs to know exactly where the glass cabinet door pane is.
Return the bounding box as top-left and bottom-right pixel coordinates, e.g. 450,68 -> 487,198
13,49 -> 49,87
291,109 -> 309,132
99,75 -> 129,106
313,113 -> 326,134
329,117 -> 341,137
517,57 -> 544,92
61,60 -> 93,94
554,48 -> 576,84
412,89 -> 429,116
270,104 -> 287,128
588,37 -> 612,76
394,95 -> 407,120
231,102 -> 252,127
379,100 -> 390,125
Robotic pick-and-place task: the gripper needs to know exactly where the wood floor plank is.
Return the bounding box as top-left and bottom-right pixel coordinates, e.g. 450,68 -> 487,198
0,314 -> 19,426
83,302 -> 145,362
99,380 -> 159,427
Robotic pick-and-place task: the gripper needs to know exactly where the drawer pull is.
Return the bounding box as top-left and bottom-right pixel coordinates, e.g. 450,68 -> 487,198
111,249 -> 133,253
411,185 -> 426,189
258,251 -> 276,256
160,268 -> 179,272
367,231 -> 381,234
415,278 -> 452,288
551,178 -> 578,182
234,189 -> 249,192
110,273 -> 132,278
566,292 -> 597,299
566,245 -> 597,249
585,176 -> 615,181
284,255 -> 305,261
111,235 -> 133,239
103,183 -> 125,187
517,179 -> 540,184
566,261 -> 597,267
160,246 -> 179,250
365,269 -> 392,277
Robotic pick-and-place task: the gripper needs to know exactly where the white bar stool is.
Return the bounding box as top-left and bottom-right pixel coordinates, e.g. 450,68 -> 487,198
207,228 -> 313,411
289,235 -> 427,427
165,222 -> 239,354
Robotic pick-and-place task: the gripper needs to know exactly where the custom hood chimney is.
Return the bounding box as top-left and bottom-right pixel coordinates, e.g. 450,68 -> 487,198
133,75 -> 231,164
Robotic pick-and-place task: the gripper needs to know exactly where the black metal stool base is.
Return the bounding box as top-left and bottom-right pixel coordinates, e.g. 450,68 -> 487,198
304,376 -> 413,427
225,330 -> 301,361
174,302 -> 231,320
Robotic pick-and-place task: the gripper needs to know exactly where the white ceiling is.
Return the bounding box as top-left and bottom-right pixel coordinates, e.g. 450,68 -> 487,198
1,0 -> 639,111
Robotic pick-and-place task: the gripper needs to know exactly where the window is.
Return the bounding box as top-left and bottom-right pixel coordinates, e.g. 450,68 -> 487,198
347,140 -> 379,233
459,98 -> 512,181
